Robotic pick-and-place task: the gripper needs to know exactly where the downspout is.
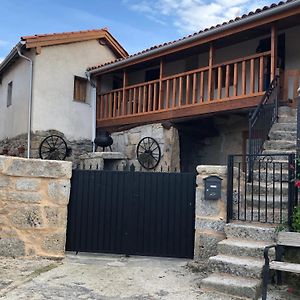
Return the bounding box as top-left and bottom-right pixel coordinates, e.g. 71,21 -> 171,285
85,72 -> 97,152
16,44 -> 33,159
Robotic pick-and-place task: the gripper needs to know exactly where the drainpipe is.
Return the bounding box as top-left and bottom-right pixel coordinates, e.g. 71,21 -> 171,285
16,44 -> 33,159
85,72 -> 97,152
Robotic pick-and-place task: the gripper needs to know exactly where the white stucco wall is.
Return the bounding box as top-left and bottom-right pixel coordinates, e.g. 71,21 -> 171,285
0,51 -> 34,140
31,40 -> 117,140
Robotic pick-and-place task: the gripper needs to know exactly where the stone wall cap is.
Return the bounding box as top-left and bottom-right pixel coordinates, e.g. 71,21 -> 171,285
79,152 -> 127,160
0,156 -> 72,179
196,165 -> 227,176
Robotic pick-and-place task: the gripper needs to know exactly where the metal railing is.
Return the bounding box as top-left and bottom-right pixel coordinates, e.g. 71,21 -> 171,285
227,153 -> 296,227
248,75 -> 280,181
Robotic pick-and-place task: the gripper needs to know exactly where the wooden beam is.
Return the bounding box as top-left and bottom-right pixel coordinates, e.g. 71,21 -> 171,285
271,24 -> 278,81
208,43 -> 214,101
97,94 -> 263,128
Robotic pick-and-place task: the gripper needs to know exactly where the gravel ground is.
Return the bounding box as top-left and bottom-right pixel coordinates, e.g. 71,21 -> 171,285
0,254 -> 299,300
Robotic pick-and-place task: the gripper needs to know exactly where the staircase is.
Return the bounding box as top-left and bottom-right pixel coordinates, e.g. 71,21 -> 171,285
201,106 -> 297,300
201,222 -> 276,299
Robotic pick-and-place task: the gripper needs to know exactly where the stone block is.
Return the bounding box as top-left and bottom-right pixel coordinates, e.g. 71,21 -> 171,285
0,156 -> 5,172
45,206 -> 67,227
0,175 -> 10,188
0,237 -> 25,257
42,232 -> 66,254
0,190 -> 7,201
194,232 -> 225,260
48,180 -> 70,205
152,125 -> 164,139
196,218 -> 226,232
15,178 -> 41,191
196,189 -> 221,216
12,206 -> 43,228
196,165 -> 227,177
3,157 -> 72,179
128,133 -> 141,145
7,191 -> 42,203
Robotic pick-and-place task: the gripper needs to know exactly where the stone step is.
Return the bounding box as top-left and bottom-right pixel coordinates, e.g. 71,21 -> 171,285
269,130 -> 296,141
244,195 -> 288,209
218,239 -> 275,259
251,169 -> 289,182
277,117 -> 297,124
246,182 -> 289,197
209,254 -> 264,279
233,208 -> 288,224
271,122 -> 297,131
225,222 -> 276,241
201,273 -> 261,299
261,150 -> 296,161
263,140 -> 296,151
278,106 -> 295,117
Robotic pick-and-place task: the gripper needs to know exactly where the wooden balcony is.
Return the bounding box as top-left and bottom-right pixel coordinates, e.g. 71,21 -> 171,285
97,51 -> 271,128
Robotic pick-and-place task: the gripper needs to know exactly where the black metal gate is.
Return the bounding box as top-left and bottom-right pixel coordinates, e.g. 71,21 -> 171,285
66,169 -> 196,259
227,153 -> 297,228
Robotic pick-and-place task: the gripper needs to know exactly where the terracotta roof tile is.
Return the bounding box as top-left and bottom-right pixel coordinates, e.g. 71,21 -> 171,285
87,0 -> 294,72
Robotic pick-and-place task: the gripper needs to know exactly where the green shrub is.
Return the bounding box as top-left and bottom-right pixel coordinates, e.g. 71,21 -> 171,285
292,206 -> 300,233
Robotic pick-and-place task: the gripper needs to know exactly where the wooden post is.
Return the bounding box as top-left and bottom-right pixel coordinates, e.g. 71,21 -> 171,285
158,58 -> 164,110
271,24 -> 277,81
122,70 -> 127,115
208,43 -> 214,101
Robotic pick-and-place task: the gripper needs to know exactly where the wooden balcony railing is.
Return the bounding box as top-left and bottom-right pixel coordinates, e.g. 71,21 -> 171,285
97,51 -> 271,125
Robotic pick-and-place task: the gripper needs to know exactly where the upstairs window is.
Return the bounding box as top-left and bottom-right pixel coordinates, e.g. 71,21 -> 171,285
74,76 -> 87,102
7,81 -> 13,107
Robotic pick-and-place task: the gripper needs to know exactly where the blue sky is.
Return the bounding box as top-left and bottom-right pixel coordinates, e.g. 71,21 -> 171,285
0,0 -> 275,62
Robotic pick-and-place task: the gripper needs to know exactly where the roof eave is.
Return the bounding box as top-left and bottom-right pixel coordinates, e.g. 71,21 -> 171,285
88,0 -> 300,76
0,42 -> 25,77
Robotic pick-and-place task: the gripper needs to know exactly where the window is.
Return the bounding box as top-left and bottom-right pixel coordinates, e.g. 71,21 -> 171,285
7,81 -> 13,107
74,76 -> 88,102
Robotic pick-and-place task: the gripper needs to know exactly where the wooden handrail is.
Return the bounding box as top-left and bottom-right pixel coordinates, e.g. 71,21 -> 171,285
99,51 -> 271,97
212,51 -> 271,69
162,66 -> 210,81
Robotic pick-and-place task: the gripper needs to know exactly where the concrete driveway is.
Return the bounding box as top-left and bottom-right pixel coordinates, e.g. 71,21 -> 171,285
1,254 -> 206,300
1,254 -> 298,300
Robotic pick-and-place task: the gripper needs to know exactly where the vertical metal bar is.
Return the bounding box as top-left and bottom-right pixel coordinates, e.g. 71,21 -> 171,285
265,161 -> 268,223
244,158 -> 247,221
251,163 -> 254,221
226,155 -> 234,223
272,163 -> 275,223
288,154 -> 296,229
258,160 -> 261,222
238,162 -> 241,220
280,162 -> 283,223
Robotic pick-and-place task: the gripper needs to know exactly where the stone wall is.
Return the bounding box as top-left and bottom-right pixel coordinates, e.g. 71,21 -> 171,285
111,124 -> 180,171
0,130 -> 92,166
194,166 -> 228,260
0,156 -> 72,258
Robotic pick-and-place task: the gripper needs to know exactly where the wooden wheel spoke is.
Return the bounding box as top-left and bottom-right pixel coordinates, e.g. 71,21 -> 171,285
39,135 -> 67,161
137,137 -> 161,170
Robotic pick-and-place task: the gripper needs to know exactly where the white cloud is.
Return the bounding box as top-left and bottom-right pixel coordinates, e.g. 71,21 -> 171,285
123,0 -> 274,34
0,57 -> 4,63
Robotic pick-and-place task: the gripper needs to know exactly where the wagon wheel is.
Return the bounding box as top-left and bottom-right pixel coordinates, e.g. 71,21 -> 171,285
137,137 -> 161,170
39,135 -> 68,160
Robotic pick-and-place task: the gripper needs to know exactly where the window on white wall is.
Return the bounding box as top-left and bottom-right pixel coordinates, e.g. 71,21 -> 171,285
7,81 -> 13,107
74,76 -> 88,103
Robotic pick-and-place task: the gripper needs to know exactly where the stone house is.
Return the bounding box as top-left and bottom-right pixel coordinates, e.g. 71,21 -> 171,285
87,0 -> 300,172
0,29 -> 127,159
